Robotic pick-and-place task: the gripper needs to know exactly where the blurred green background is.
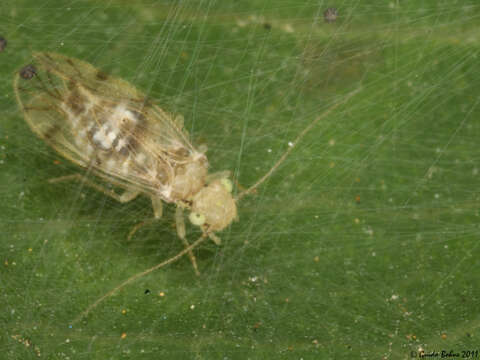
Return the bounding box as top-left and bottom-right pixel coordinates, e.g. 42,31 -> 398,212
1,1 -> 480,359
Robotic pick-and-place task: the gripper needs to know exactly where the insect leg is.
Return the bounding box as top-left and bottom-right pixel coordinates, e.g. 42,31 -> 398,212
48,174 -> 139,203
127,219 -> 156,241
151,197 -> 163,219
175,206 -> 200,276
173,114 -> 184,129
208,233 -> 221,245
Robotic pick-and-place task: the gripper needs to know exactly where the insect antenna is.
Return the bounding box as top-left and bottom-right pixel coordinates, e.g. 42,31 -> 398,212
235,87 -> 361,202
71,233 -> 209,325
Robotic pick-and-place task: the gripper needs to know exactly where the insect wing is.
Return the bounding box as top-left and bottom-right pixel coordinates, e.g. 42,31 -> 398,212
14,52 -> 200,196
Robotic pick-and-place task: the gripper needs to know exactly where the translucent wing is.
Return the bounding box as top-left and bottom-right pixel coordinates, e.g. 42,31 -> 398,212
14,52 -> 206,200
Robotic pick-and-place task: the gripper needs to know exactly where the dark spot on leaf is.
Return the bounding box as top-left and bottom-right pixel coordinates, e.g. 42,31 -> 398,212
144,289 -> 151,294
19,65 -> 37,80
0,36 -> 7,52
324,8 -> 338,23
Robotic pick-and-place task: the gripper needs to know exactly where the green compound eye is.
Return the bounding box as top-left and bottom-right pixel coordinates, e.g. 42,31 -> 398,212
189,212 -> 206,226
220,178 -> 233,193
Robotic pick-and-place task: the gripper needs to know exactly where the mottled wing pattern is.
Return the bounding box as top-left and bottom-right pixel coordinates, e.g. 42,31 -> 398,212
14,52 -> 200,199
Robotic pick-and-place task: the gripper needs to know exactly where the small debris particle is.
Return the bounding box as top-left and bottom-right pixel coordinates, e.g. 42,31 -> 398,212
28,248 -> 33,252
159,292 -> 165,297
53,159 -> 61,165
324,8 -> 338,23
285,298 -> 289,303
11,334 -> 41,357
19,65 -> 37,80
121,309 -> 127,315
237,19 -> 247,27
65,338 -> 70,343
4,260 -> 8,266
441,333 -> 447,339
288,141 -> 294,147
314,256 -> 319,262
253,322 -> 261,330
0,36 -> 7,52
328,139 -> 335,146
283,24 -> 294,33
202,324 -> 206,329
190,304 -> 195,310
144,289 -> 150,294
354,218 -> 360,224
121,332 -> 127,339
312,339 -> 319,345
267,148 -> 272,153
355,195 -> 361,203
364,227 -> 374,236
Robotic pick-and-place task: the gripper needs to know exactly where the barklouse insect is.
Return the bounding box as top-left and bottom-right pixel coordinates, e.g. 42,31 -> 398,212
14,52 -> 359,276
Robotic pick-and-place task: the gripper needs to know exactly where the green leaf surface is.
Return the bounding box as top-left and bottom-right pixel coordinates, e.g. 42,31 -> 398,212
1,1 -> 480,359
